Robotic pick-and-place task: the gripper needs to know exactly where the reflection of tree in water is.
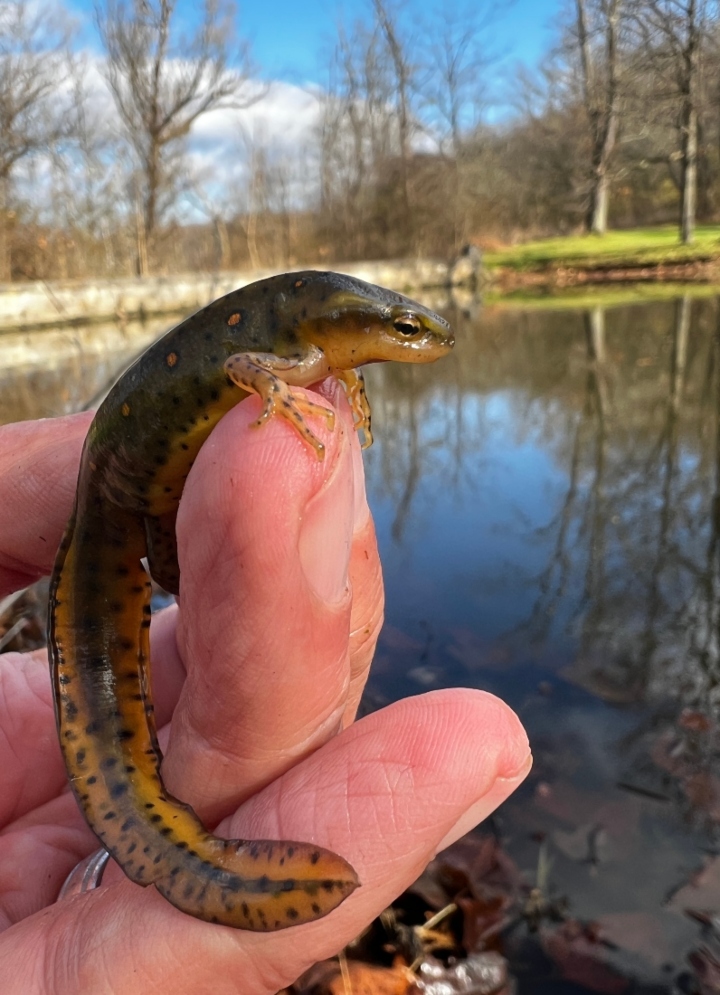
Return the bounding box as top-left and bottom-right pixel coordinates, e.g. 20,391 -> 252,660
498,296 -> 720,821
573,300 -> 720,715
366,300 -> 589,539
0,316 -> 167,424
364,311 -> 479,540
366,298 -> 720,958
364,293 -> 720,729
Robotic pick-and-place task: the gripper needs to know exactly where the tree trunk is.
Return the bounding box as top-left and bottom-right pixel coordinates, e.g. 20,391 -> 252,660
576,0 -> 620,236
0,175 -> 10,283
135,190 -> 148,277
373,0 -> 413,249
214,215 -> 230,269
589,164 -> 610,234
680,101 -> 697,245
680,0 -> 698,246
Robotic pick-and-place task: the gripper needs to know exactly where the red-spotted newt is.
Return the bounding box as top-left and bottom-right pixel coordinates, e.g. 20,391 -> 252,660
48,271 -> 454,930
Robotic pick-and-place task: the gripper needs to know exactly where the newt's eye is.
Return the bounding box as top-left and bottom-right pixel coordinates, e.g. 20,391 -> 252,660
393,315 -> 422,336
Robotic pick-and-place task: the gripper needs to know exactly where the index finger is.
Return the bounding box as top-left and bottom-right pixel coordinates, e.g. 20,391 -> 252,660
0,413 -> 93,598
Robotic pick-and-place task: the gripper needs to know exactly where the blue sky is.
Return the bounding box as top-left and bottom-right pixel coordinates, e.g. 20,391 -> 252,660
67,0 -> 557,92
239,0 -> 557,85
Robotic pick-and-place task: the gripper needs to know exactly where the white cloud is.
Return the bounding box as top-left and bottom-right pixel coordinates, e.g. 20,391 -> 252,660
191,80 -> 323,151
72,55 -> 325,215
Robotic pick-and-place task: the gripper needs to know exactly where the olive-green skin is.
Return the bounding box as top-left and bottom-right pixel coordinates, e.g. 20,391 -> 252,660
48,271 -> 453,930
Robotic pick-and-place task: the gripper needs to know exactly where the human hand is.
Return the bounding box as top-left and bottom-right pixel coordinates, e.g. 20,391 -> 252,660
0,383 -> 531,994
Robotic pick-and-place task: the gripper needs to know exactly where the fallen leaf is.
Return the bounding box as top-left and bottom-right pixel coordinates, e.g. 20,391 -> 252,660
668,856 -> 720,912
541,921 -> 630,994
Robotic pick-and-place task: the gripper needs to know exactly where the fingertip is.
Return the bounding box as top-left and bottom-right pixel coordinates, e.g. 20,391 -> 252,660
437,687 -> 531,780
376,688 -> 531,786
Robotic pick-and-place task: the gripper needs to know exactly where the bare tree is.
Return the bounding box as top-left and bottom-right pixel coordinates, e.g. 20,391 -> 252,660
421,3 -> 496,156
318,18 -> 399,258
573,0 -> 624,233
96,0 -> 257,274
419,3 -> 498,250
371,0 -> 416,244
0,1 -> 74,281
633,0 -> 715,243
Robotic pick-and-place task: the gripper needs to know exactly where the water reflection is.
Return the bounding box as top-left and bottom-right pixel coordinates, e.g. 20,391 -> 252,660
361,294 -> 720,981
366,295 -> 720,713
0,315 -> 174,423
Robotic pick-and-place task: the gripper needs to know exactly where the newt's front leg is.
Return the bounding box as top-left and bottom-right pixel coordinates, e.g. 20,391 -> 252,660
224,352 -> 335,459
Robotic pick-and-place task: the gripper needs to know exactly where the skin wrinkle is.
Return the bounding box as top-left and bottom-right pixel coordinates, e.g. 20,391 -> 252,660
228,691 -> 529,854
175,614 -> 351,754
0,654 -> 64,825
236,747 -> 355,849
0,681 -> 29,801
164,653 -> 354,822
0,828 -> 84,924
141,932 -> 186,995
3,785 -> 87,838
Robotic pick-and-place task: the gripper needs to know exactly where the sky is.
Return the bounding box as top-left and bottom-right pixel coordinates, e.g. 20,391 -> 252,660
238,0 -> 556,87
66,0 -> 557,92
54,0 -> 560,215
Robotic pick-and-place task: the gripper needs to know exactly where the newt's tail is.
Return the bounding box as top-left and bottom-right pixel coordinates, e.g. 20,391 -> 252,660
48,506 -> 358,929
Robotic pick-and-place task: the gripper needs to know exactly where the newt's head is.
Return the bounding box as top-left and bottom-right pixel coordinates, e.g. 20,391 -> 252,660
280,272 -> 454,370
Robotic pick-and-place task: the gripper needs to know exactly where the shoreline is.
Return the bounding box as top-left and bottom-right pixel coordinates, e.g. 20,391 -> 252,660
487,257 -> 720,292
0,259 -> 450,333
3,238 -> 720,333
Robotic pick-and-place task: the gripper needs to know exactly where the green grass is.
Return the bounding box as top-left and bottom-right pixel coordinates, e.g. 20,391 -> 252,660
483,225 -> 720,271
484,281 -> 720,311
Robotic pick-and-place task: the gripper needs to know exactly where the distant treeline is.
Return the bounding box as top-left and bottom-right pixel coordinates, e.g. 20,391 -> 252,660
2,0 -> 719,281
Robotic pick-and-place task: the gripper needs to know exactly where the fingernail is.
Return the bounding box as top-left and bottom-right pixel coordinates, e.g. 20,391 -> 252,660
299,420 -> 354,604
351,431 -> 371,533
434,754 -> 532,853
330,378 -> 370,534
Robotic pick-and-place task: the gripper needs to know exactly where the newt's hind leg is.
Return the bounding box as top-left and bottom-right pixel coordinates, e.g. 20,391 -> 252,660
225,353 -> 335,459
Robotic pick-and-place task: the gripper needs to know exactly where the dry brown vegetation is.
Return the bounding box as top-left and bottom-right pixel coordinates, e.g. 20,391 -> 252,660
4,0 -> 720,281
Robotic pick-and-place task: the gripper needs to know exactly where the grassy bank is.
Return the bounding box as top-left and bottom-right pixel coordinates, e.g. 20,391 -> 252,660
483,225 -> 720,272
482,281 -> 720,310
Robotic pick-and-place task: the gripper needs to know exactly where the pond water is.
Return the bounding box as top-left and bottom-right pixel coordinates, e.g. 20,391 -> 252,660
5,291 -> 720,991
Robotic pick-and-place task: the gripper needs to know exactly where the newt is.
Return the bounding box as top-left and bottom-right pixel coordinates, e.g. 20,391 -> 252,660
48,271 -> 454,930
